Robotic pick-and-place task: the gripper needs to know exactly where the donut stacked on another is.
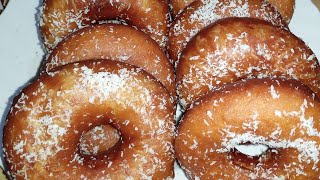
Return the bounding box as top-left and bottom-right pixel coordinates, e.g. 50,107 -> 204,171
168,0 -> 287,65
3,60 -> 176,179
175,78 -> 320,179
41,24 -> 176,102
176,18 -> 320,109
170,0 -> 295,23
40,0 -> 170,51
38,23 -> 177,157
172,2 -> 320,179
3,1 -> 178,178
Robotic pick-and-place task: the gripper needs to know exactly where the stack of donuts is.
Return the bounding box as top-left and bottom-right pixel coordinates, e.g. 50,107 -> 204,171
3,0 -> 176,179
171,0 -> 320,179
2,0 -> 320,179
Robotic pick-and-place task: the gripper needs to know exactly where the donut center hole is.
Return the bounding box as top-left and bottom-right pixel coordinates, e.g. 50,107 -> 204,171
235,144 -> 269,157
100,19 -> 128,25
79,125 -> 121,155
230,144 -> 272,171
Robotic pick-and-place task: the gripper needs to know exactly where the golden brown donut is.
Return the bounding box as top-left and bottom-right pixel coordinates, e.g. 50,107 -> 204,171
175,78 -> 320,179
168,0 -> 286,64
170,0 -> 295,23
42,24 -> 176,101
3,60 -> 175,179
262,0 -> 295,23
177,18 -> 320,108
40,0 -> 170,51
170,0 -> 194,17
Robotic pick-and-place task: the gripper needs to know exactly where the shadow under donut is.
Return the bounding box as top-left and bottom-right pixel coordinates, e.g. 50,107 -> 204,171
0,0 -> 8,14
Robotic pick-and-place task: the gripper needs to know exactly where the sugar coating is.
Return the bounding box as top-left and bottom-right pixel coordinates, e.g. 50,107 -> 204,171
170,0 -> 295,24
79,125 -> 121,155
3,61 -> 175,179
40,0 -> 169,51
175,78 -> 320,179
177,18 -> 320,108
43,24 -> 176,100
168,0 -> 285,64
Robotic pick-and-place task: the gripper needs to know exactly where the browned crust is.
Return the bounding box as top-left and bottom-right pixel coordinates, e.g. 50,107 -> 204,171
176,78 -> 320,179
40,0 -> 170,51
170,0 -> 194,16
267,0 -> 295,23
3,60 -> 175,179
177,17 -> 320,108
42,24 -> 176,102
168,0 -> 286,64
170,0 -> 295,23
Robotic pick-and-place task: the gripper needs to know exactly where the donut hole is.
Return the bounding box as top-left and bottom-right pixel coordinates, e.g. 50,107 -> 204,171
79,125 -> 121,156
235,144 -> 269,157
230,144 -> 278,171
98,19 -> 128,26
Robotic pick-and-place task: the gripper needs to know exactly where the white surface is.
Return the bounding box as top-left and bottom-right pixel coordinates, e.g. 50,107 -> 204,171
0,0 -> 319,179
235,144 -> 269,157
0,0 -> 44,173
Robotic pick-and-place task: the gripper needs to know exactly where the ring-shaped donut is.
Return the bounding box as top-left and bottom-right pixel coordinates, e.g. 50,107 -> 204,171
3,60 -> 175,179
40,0 -> 170,51
175,78 -> 320,179
168,0 -> 286,64
257,0 -> 295,23
42,24 -> 176,102
170,0 -> 295,23
177,18 -> 320,108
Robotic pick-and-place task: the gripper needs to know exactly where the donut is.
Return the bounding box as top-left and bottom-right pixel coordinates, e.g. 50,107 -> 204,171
176,18 -> 320,108
40,0 -> 170,51
168,0 -> 286,64
263,0 -> 295,23
170,0 -> 295,23
3,60 -> 175,179
170,0 -> 194,16
42,24 -> 176,157
42,24 -> 176,101
175,78 -> 320,179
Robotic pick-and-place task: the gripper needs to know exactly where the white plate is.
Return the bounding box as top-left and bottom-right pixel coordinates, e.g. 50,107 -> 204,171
0,0 -> 319,179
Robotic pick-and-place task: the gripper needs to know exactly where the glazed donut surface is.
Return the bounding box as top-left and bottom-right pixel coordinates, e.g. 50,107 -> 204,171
170,0 -> 295,23
43,24 -> 176,101
168,0 -> 286,64
177,18 -> 320,108
40,0 -> 170,50
262,0 -> 295,23
175,78 -> 320,179
3,60 -> 175,179
170,0 -> 194,17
